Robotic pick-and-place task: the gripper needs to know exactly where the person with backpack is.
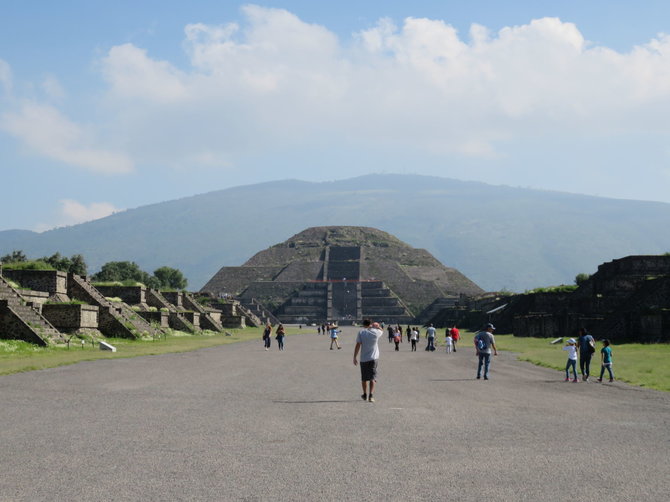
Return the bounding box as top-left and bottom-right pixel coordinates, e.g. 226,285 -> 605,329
577,327 -> 595,382
475,323 -> 498,380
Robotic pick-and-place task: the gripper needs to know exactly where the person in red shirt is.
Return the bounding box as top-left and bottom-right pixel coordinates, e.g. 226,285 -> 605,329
449,325 -> 460,352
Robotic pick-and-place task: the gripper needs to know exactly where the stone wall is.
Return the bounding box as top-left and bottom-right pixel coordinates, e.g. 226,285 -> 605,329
18,290 -> 50,311
3,269 -> 68,297
95,285 -> 146,306
162,291 -> 183,308
42,304 -> 99,330
137,311 -> 169,328
183,311 -> 200,328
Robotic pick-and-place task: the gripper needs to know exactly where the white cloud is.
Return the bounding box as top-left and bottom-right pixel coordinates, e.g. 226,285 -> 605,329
41,74 -> 65,100
1,101 -> 133,174
35,199 -> 120,232
5,6 -> 670,203
101,43 -> 188,102
93,7 -> 670,170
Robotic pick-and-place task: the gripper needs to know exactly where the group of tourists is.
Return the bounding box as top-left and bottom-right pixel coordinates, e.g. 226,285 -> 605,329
352,320 -> 499,402
563,327 -> 614,382
379,323 -> 462,353
263,320 -> 614,403
262,322 -> 286,351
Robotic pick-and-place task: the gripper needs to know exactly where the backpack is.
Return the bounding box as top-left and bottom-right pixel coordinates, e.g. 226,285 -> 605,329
476,333 -> 488,351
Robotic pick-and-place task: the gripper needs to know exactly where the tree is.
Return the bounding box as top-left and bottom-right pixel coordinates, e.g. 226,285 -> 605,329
0,250 -> 27,264
40,252 -> 88,275
575,273 -> 590,286
69,254 -> 87,275
153,266 -> 188,290
93,261 -> 147,283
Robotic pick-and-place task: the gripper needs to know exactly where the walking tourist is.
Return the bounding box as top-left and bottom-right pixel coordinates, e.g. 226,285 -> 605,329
262,322 -> 272,350
597,339 -> 615,382
563,338 -> 579,382
393,328 -> 401,351
330,326 -> 342,350
410,327 -> 418,351
445,333 -> 453,353
425,324 -> 436,351
474,323 -> 498,380
275,324 -> 285,351
353,319 -> 384,402
450,325 -> 460,352
578,327 -> 595,381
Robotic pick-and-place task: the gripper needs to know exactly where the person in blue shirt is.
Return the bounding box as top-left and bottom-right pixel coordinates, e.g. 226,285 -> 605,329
597,339 -> 615,382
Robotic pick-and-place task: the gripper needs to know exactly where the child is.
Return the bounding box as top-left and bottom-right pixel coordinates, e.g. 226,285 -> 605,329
393,329 -> 401,351
445,334 -> 453,353
563,338 -> 579,382
597,339 -> 614,382
410,328 -> 418,352
329,326 -> 341,350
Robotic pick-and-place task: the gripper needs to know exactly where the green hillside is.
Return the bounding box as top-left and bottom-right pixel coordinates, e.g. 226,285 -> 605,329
2,174 -> 670,292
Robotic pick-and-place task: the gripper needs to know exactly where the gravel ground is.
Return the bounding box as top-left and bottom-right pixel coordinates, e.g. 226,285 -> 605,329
1,327 -> 669,501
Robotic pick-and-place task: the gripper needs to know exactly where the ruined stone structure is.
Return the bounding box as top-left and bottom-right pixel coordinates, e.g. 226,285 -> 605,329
430,255 -> 670,343
201,226 -> 483,325
0,275 -> 66,346
0,268 -> 244,345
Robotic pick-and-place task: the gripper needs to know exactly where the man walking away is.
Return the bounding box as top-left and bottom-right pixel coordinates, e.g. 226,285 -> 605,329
425,324 -> 436,351
450,325 -> 460,352
578,327 -> 595,381
353,319 -> 384,402
475,323 -> 498,380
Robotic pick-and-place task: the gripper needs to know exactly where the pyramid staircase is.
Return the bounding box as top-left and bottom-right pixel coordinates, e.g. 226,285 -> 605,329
238,298 -> 278,326
145,289 -> 198,333
0,275 -> 66,346
182,293 -> 225,332
67,274 -> 162,339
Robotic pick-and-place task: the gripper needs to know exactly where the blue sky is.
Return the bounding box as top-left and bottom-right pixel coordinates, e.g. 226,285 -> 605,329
2,1 -> 670,231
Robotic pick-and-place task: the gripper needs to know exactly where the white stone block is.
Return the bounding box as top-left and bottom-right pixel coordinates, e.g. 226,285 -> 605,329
99,341 -> 117,352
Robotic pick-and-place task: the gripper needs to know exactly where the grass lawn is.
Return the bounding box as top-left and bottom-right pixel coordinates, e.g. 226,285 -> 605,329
0,326 -> 293,376
460,331 -> 670,392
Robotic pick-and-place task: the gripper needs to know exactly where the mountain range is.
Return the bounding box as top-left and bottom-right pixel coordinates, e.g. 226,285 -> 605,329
2,174 -> 669,292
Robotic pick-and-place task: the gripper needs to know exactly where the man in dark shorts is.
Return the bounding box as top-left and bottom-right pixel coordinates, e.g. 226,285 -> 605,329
353,319 -> 384,403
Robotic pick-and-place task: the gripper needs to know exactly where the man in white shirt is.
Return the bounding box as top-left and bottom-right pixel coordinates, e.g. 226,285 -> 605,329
425,324 -> 436,351
353,319 -> 384,402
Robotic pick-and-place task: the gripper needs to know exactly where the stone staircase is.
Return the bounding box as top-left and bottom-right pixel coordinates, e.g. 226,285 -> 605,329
275,284 -> 328,324
416,296 -> 460,325
0,275 -> 66,345
68,274 -> 161,339
238,298 -> 278,326
182,293 -> 224,332
145,289 -> 198,333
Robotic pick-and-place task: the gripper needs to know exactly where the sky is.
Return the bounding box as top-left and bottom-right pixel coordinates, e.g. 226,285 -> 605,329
2,0 -> 670,232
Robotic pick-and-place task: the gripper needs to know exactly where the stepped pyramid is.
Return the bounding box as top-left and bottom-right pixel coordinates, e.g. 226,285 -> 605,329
201,226 -> 483,324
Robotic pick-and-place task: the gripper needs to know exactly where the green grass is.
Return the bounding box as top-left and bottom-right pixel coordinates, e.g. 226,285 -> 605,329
460,332 -> 670,392
0,326 -> 294,376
